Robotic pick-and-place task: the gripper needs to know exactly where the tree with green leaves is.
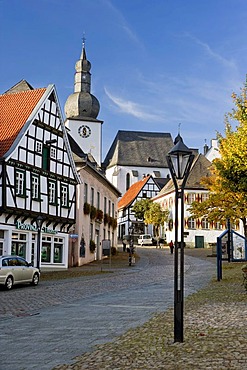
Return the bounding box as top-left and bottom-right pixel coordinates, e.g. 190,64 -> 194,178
189,82 -> 247,237
144,202 -> 169,237
132,199 -> 152,220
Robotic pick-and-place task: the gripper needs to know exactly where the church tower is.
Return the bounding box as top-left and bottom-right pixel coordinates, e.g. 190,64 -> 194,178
65,39 -> 103,166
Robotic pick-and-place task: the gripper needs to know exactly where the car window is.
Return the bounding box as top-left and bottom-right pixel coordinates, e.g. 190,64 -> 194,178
17,258 -> 28,267
2,259 -> 8,266
8,258 -> 18,266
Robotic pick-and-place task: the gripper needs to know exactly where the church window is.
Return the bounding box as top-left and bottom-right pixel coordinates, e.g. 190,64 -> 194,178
15,170 -> 25,196
126,173 -> 130,190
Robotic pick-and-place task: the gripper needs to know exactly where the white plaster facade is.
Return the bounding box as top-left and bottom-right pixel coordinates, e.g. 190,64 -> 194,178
72,163 -> 120,266
107,165 -> 170,196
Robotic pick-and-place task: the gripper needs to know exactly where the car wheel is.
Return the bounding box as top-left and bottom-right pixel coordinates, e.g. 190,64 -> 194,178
31,273 -> 39,286
5,276 -> 13,290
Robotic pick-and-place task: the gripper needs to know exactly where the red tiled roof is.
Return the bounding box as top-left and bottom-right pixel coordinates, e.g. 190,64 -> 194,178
0,88 -> 46,157
118,176 -> 150,209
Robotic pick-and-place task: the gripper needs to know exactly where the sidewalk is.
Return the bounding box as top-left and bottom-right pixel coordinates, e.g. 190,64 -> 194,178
54,250 -> 247,370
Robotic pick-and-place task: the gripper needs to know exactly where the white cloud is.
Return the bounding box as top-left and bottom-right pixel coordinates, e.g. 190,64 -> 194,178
184,33 -> 237,70
104,87 -> 163,122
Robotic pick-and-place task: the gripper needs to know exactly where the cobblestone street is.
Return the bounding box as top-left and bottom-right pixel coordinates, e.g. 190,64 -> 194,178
1,248 -> 245,370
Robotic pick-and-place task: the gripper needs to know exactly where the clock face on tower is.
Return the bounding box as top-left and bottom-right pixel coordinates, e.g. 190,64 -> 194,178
78,125 -> 91,138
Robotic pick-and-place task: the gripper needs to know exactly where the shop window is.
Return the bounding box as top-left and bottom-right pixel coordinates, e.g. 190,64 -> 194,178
61,184 -> 68,207
54,238 -> 63,263
0,242 -> 3,256
31,175 -> 40,199
11,232 -> 27,258
41,241 -> 51,263
15,170 -> 25,196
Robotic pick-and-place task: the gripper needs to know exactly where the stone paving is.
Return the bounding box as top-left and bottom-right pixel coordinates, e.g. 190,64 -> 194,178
53,251 -> 247,370
0,248 -> 246,369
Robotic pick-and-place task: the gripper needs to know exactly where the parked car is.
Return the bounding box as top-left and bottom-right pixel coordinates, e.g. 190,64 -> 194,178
137,234 -> 154,246
0,255 -> 40,290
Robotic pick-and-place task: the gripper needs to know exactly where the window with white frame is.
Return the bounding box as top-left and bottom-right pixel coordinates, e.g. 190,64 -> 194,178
188,218 -> 196,229
48,181 -> 56,204
187,193 -> 196,204
50,147 -> 56,159
201,218 -> 210,229
31,175 -> 40,199
201,193 -> 209,202
36,142 -> 42,153
215,221 -> 223,230
15,171 -> 25,196
61,184 -> 68,207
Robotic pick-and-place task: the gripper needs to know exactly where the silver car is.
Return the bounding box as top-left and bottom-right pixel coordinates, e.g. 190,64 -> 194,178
0,255 -> 40,290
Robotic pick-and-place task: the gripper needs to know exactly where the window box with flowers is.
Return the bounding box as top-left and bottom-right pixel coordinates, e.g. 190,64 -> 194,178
96,209 -> 103,222
83,202 -> 91,215
90,205 -> 97,220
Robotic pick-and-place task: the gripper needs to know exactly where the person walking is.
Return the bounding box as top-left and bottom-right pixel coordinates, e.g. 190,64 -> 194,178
169,240 -> 174,254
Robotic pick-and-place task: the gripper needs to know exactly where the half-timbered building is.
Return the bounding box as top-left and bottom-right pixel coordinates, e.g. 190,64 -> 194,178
118,175 -> 162,240
0,81 -> 79,269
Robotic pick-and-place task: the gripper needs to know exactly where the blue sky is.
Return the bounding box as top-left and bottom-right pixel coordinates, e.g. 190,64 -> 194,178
1,0 -> 247,158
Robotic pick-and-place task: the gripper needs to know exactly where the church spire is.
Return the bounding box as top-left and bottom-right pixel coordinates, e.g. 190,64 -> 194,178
65,39 -> 100,119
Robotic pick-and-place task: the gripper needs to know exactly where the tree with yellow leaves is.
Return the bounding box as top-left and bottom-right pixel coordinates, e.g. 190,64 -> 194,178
189,82 -> 247,237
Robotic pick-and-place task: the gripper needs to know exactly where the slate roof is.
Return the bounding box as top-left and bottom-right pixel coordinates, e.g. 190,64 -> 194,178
103,131 -> 174,169
156,154 -> 212,196
0,87 -> 46,157
118,175 -> 151,210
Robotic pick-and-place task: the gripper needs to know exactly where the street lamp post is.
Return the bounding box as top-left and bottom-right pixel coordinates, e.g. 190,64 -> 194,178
167,136 -> 194,343
35,215 -> 44,271
128,224 -> 134,266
